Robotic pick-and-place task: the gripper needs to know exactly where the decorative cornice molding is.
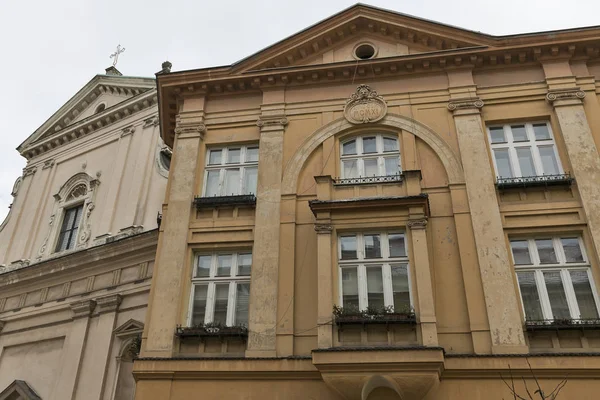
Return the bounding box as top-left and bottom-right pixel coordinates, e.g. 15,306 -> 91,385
71,299 -> 96,319
447,97 -> 484,112
407,218 -> 428,230
96,294 -> 122,314
343,84 -> 387,124
314,224 -> 333,234
256,116 -> 288,128
546,88 -> 586,105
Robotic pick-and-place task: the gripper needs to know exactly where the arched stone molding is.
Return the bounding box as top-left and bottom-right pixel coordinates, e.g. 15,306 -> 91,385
0,177 -> 22,233
110,319 -> 143,400
281,114 -> 465,195
37,172 -> 100,259
362,375 -> 402,400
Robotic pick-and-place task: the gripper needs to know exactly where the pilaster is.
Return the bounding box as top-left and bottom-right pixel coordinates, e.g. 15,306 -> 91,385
448,92 -> 527,354
246,93 -> 286,357
143,113 -> 205,357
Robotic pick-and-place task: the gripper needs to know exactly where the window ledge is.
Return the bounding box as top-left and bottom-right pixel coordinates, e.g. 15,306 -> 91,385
175,325 -> 248,340
525,319 -> 600,332
496,174 -> 574,190
335,313 -> 416,327
333,174 -> 403,186
193,194 -> 256,209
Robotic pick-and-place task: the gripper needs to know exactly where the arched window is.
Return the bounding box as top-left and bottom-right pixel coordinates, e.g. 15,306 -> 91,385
95,103 -> 106,114
340,134 -> 401,180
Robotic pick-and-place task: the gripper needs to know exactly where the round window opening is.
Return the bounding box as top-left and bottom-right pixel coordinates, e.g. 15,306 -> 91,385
355,44 -> 376,60
95,103 -> 106,114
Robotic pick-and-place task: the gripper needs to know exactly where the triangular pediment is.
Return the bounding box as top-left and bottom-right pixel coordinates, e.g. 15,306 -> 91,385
18,74 -> 155,153
0,380 -> 41,400
233,4 -> 492,72
113,318 -> 144,337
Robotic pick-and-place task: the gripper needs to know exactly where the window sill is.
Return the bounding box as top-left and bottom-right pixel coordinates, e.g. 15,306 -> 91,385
496,174 -> 574,190
193,194 -> 256,209
525,319 -> 600,332
335,313 -> 416,328
333,174 -> 403,186
175,325 -> 248,340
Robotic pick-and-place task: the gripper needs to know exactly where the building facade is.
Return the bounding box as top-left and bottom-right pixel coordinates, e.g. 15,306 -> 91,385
0,68 -> 168,400
136,4 -> 600,399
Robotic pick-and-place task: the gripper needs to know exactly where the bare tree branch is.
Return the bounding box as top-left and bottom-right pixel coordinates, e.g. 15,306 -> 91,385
525,358 -> 545,399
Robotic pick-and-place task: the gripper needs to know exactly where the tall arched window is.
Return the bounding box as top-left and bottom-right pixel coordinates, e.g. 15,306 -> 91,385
340,134 -> 401,181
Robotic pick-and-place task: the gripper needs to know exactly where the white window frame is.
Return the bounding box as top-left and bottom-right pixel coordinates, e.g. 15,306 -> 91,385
337,232 -> 412,310
188,252 -> 252,327
202,145 -> 259,197
510,236 -> 600,321
487,122 -> 563,179
340,134 -> 401,179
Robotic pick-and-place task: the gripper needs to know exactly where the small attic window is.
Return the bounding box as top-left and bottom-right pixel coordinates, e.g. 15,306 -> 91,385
95,103 -> 106,114
355,44 -> 376,60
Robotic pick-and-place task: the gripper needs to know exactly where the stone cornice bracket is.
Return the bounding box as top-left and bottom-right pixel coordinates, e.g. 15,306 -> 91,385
546,88 -> 586,106
70,299 -> 97,319
256,116 -> 288,129
314,224 -> 333,234
344,84 -> 387,124
407,218 -> 428,230
447,97 -> 484,114
95,294 -> 123,314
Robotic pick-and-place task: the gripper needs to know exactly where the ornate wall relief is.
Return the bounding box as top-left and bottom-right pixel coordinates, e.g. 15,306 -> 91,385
343,84 -> 387,124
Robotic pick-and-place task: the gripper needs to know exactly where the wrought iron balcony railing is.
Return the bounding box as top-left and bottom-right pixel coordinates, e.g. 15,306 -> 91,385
333,174 -> 403,186
524,318 -> 600,332
496,173 -> 574,190
193,194 -> 257,209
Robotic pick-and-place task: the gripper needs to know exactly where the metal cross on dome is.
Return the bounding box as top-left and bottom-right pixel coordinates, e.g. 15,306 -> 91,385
110,44 -> 126,67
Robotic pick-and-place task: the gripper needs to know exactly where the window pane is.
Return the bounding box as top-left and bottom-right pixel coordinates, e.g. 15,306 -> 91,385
341,267 -> 359,308
384,157 -> 400,176
224,169 -> 240,195
364,234 -> 382,258
217,255 -> 232,276
342,140 -> 356,155
244,167 -> 258,194
543,271 -> 571,319
533,124 -> 551,140
391,264 -> 411,312
516,147 -> 536,177
55,231 -> 70,252
388,234 -> 406,258
510,241 -> 532,265
237,253 -> 252,276
208,149 -> 222,165
538,146 -> 559,175
213,283 -> 230,324
205,170 -> 220,197
570,271 -> 599,319
196,255 -> 212,277
366,267 -> 385,310
246,147 -> 259,163
362,137 -> 377,153
363,158 -> 378,176
383,137 -> 398,152
342,159 -> 358,178
192,284 -> 208,325
494,149 -> 513,178
511,125 -> 528,142
516,272 -> 544,321
536,239 -> 557,264
489,127 -> 506,144
340,236 -> 357,260
561,238 -> 584,263
227,148 -> 241,164
235,283 -> 250,326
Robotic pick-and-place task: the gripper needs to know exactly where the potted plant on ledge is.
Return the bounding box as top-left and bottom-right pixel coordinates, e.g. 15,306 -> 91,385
333,304 -> 416,327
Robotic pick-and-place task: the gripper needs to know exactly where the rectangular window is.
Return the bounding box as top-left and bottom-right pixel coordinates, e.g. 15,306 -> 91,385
338,232 -> 411,311
189,252 -> 252,326
340,135 -> 401,180
55,204 -> 84,252
487,122 -> 563,178
202,145 -> 259,197
510,236 -> 600,321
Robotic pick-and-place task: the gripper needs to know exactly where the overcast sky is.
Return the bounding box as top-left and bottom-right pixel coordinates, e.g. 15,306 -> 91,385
1,0 -> 599,221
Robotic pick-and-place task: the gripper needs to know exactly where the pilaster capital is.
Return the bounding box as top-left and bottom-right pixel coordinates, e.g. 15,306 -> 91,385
256,115 -> 288,129
407,218 -> 428,230
70,299 -> 96,319
174,123 -> 206,139
314,224 -> 333,234
95,294 -> 123,314
121,125 -> 136,137
42,159 -> 55,170
23,165 -> 37,177
447,97 -> 484,114
546,88 -> 586,106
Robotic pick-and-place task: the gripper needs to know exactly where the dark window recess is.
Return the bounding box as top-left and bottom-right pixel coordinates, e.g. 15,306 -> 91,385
334,174 -> 403,186
55,204 -> 84,252
496,173 -> 574,190
525,318 -> 600,332
175,325 -> 248,341
159,147 -> 172,170
194,194 -> 256,209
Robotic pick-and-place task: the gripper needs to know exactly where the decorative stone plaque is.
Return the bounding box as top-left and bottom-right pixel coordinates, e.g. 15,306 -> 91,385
344,85 -> 387,124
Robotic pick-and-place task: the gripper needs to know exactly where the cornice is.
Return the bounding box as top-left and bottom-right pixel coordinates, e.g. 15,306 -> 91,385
309,194 -> 429,216
21,90 -> 158,160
